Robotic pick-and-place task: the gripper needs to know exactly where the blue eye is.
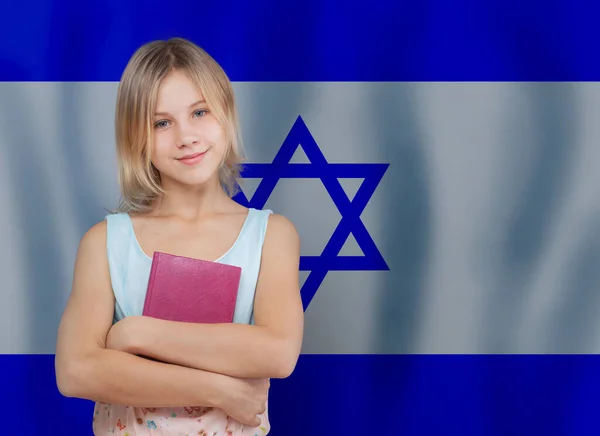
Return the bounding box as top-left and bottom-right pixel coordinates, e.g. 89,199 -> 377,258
154,120 -> 169,129
194,110 -> 207,117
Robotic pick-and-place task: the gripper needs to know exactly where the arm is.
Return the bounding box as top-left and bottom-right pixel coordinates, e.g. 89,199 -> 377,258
110,214 -> 304,379
55,221 -> 230,408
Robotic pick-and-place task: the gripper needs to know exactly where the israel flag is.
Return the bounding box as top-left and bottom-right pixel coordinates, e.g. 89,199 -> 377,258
2,1 -> 600,434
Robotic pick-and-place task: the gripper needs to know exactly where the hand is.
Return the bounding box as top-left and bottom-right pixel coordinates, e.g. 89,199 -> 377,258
217,377 -> 270,427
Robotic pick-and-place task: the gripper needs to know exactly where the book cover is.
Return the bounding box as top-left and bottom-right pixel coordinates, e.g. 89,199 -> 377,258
142,251 -> 241,323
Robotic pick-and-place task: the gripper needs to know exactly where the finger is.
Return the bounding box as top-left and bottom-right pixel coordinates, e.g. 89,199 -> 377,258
241,416 -> 260,427
242,414 -> 261,427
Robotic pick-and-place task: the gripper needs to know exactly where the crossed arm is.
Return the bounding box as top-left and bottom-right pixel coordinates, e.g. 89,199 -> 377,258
55,213 -> 303,409
105,213 -> 304,379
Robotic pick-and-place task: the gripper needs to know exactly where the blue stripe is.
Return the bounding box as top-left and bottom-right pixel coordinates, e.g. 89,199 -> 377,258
3,355 -> 599,434
2,0 -> 600,81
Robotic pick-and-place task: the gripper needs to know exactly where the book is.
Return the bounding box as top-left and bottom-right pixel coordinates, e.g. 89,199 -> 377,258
142,251 -> 241,323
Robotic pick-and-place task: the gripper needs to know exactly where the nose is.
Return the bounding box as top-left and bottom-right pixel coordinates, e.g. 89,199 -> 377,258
175,121 -> 199,148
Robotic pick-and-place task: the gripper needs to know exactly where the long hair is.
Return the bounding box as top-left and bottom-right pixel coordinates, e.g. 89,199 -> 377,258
113,37 -> 244,213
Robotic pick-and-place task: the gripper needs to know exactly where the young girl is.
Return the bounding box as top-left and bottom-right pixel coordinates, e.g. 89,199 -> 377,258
55,37 -> 304,435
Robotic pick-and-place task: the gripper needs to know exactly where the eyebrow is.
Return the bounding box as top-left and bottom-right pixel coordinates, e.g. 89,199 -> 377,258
154,99 -> 206,117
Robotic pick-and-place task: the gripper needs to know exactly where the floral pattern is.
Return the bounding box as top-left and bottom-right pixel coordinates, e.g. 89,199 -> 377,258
92,401 -> 269,435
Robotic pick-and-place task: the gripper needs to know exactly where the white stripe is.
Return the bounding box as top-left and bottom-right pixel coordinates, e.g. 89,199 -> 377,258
1,83 -> 600,354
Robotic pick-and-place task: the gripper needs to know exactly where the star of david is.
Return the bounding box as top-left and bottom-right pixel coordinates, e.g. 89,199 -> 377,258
233,116 -> 389,310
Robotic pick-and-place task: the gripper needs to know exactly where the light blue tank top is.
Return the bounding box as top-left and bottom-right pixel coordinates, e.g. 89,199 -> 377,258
104,207 -> 273,326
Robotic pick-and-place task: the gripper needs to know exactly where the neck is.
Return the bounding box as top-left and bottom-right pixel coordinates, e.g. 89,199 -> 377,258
151,176 -> 229,221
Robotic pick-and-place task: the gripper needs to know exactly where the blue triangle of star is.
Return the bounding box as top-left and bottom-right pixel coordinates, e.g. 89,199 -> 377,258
234,116 -> 389,310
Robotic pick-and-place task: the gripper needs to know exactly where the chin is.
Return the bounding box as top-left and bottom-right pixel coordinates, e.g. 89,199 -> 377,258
167,171 -> 218,189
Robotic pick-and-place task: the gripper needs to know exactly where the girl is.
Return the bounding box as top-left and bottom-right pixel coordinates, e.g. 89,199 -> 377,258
55,37 -> 304,435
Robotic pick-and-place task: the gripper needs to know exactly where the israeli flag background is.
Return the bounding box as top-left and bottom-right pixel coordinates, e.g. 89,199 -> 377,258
2,1 -> 600,434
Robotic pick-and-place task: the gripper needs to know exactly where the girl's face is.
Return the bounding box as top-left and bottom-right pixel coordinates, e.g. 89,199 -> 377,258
150,69 -> 228,191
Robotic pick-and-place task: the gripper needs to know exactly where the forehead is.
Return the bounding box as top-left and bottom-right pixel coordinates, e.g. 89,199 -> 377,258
155,70 -> 204,111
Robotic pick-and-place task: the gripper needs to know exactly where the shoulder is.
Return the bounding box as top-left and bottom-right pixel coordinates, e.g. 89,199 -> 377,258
72,220 -> 110,273
77,211 -> 131,254
77,220 -> 108,255
81,220 -> 107,246
266,213 -> 298,239
263,213 -> 300,256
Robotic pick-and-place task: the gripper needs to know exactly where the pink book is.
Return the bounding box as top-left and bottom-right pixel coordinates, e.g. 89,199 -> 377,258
142,251 -> 241,323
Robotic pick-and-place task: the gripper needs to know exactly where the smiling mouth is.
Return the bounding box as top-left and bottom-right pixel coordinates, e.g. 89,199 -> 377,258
177,151 -> 207,165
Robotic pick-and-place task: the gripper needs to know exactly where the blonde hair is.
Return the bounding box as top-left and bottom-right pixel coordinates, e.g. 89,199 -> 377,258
113,37 -> 244,213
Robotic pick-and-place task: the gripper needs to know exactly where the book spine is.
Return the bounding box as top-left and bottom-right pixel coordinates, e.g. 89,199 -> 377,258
141,252 -> 161,316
